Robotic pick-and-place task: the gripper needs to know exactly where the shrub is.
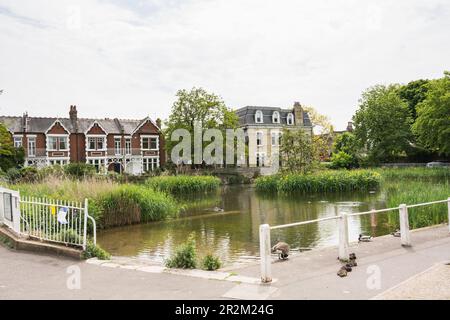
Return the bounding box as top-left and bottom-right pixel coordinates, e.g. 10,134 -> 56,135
201,253 -> 222,271
5,168 -> 21,183
147,175 -> 221,194
64,163 -> 96,178
330,151 -> 357,169
165,233 -> 197,269
82,241 -> 111,260
19,167 -> 39,183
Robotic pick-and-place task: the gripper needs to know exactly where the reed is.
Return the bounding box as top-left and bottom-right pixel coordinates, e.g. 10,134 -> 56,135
376,167 -> 450,180
146,175 -> 221,194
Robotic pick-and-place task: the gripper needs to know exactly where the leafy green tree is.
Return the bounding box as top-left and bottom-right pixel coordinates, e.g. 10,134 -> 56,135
332,132 -> 359,168
412,72 -> 450,156
398,79 -> 429,120
0,123 -> 24,172
279,128 -> 315,173
164,87 -> 239,164
353,85 -> 413,163
330,151 -> 355,169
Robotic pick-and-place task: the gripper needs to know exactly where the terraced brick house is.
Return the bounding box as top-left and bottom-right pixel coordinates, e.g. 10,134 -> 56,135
0,106 -> 165,175
235,102 -> 313,168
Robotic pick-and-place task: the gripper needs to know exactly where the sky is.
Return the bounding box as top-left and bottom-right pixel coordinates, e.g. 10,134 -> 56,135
0,0 -> 448,130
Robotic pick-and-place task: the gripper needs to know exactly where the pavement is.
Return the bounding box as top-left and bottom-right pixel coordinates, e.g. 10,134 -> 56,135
1,224 -> 449,300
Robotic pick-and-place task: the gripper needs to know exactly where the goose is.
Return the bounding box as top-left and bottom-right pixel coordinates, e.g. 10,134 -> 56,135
271,241 -> 290,260
344,264 -> 353,272
391,230 -> 401,237
337,266 -> 347,277
349,253 -> 357,260
358,234 -> 373,242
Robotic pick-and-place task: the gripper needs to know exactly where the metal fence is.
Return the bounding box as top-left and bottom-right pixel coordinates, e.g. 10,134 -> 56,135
259,197 -> 450,283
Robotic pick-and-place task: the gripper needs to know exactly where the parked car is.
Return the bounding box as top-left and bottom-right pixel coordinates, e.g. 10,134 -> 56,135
426,161 -> 450,168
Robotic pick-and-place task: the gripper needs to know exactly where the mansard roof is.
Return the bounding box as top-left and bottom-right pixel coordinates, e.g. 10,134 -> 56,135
235,106 -> 312,126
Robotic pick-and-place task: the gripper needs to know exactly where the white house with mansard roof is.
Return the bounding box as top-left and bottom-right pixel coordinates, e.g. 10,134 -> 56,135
235,102 -> 313,168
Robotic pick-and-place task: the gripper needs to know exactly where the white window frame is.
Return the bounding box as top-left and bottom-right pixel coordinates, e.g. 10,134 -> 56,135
86,135 -> 106,151
271,131 -> 279,146
28,136 -> 36,157
256,152 -> 266,167
272,111 -> 280,124
141,135 -> 159,151
125,137 -> 132,155
114,137 -> 122,155
287,113 -> 294,125
256,131 -> 263,146
47,134 -> 69,151
255,110 -> 263,124
142,157 -> 159,172
13,135 -> 23,148
48,158 -> 68,166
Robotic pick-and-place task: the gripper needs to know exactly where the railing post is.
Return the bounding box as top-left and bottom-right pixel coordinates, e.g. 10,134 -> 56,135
259,224 -> 272,283
83,198 -> 88,251
338,213 -> 349,261
399,204 -> 411,246
447,197 -> 450,233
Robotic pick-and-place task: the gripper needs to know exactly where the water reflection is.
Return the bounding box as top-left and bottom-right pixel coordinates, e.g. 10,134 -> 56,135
97,185 -> 396,265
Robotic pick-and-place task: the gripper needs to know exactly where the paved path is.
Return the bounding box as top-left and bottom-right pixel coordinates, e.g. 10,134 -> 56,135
1,225 -> 449,299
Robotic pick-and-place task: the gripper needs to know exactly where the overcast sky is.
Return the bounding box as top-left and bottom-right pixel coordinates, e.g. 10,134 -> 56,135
0,0 -> 448,130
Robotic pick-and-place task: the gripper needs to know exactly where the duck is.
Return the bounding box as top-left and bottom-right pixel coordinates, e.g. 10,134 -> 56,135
358,234 -> 373,242
344,264 -> 353,272
213,207 -> 224,212
271,241 -> 290,260
349,253 -> 357,260
337,266 -> 348,277
391,229 -> 401,237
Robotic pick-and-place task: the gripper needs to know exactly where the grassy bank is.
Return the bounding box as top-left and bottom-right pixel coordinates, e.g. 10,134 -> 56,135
146,175 -> 221,194
376,167 -> 450,180
255,170 -> 381,193
8,177 -> 179,229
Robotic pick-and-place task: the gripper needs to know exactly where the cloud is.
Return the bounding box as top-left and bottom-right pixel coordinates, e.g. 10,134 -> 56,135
0,0 -> 448,129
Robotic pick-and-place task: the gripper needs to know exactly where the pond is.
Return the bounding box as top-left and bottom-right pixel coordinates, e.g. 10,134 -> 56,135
97,184 -> 399,266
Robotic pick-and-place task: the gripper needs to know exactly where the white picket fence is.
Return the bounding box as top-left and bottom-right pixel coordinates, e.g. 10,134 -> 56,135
259,197 -> 450,283
0,187 -> 96,250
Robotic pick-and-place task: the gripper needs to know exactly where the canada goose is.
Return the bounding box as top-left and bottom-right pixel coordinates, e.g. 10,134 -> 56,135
358,234 -> 373,242
344,264 -> 352,272
337,266 -> 347,277
271,242 -> 290,260
391,230 -> 401,237
213,207 -> 224,212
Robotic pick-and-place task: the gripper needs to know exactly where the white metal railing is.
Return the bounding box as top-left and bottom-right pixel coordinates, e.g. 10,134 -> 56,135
259,197 -> 450,283
19,196 -> 96,250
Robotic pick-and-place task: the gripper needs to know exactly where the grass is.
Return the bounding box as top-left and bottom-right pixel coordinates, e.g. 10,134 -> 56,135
376,167 -> 450,180
146,175 -> 221,194
255,170 -> 381,193
6,176 -> 180,229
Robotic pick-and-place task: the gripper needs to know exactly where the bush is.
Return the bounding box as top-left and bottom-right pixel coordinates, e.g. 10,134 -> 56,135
82,241 -> 111,260
330,151 -> 357,169
19,167 -> 39,183
201,253 -> 222,271
147,175 -> 221,194
165,233 -> 197,269
64,163 -> 96,178
255,170 -> 381,193
5,168 -> 21,183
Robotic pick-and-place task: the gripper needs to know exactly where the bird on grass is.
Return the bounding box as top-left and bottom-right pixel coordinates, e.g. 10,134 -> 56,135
271,241 -> 290,260
358,234 -> 373,242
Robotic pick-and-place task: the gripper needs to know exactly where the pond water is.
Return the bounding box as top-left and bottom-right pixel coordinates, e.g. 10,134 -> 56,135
97,185 -> 398,266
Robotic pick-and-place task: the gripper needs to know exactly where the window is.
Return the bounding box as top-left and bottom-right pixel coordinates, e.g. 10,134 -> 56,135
28,137 -> 36,157
287,113 -> 294,125
142,136 -> 158,150
114,138 -> 122,155
255,110 -> 263,123
48,136 -> 68,151
125,138 -> 131,155
88,137 -> 105,150
271,132 -> 279,146
88,159 -> 104,172
256,132 -> 263,146
143,157 -> 159,172
14,136 -> 22,148
272,111 -> 280,123
49,159 -> 67,166
256,153 -> 265,167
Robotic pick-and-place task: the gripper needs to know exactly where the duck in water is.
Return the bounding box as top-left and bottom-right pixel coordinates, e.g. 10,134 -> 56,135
271,241 -> 290,260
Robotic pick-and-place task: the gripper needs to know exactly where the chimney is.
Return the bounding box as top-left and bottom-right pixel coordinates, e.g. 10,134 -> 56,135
346,121 -> 353,132
22,112 -> 29,132
69,105 -> 78,132
293,102 -> 304,126
156,118 -> 162,129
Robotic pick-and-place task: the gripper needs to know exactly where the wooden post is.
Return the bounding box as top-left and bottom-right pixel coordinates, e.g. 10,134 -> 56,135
399,204 -> 411,246
338,213 -> 349,261
259,224 -> 272,283
447,197 -> 450,233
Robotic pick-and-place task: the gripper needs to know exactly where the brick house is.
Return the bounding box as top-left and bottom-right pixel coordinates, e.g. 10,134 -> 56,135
0,106 -> 165,175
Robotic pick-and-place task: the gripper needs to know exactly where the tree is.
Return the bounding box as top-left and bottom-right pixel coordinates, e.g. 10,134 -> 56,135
303,106 -> 334,161
164,87 -> 239,165
279,128 -> 315,174
398,79 -> 430,120
353,84 -> 413,163
0,123 -> 24,172
412,72 -> 450,156
331,132 -> 359,168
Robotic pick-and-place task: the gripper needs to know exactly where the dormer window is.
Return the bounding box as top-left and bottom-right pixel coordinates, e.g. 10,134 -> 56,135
287,113 -> 294,125
272,111 -> 280,124
255,110 -> 263,124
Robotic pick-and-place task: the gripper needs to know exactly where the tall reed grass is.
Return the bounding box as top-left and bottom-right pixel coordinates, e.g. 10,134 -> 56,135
376,167 -> 450,180
255,170 -> 381,193
146,175 -> 221,194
